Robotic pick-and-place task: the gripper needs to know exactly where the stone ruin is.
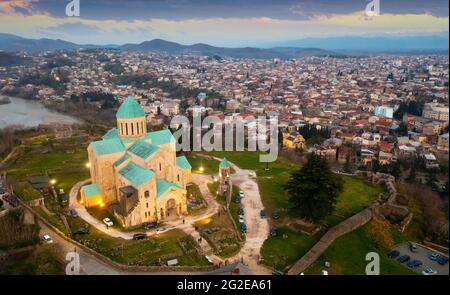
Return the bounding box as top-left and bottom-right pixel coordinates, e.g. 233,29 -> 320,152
369,172 -> 413,232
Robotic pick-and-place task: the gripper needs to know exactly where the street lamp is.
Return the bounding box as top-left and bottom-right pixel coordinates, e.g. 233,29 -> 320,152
85,162 -> 91,168
199,166 -> 204,173
50,179 -> 57,185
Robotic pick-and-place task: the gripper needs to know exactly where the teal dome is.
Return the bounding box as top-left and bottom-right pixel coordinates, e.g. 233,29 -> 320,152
116,96 -> 146,119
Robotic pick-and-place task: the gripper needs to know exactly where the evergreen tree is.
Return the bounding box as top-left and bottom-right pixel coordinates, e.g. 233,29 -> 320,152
285,154 -> 343,222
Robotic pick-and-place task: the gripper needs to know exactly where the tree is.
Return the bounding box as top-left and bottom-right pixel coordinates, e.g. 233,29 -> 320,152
284,153 -> 343,222
366,218 -> 394,251
425,170 -> 439,191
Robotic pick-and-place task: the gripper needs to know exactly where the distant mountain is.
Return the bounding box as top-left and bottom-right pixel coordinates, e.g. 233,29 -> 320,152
0,33 -> 82,52
266,35 -> 449,52
120,39 -> 337,59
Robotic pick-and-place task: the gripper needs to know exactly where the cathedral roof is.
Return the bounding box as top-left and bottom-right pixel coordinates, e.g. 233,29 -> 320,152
176,156 -> 192,170
91,137 -> 126,156
156,180 -> 185,199
82,183 -> 101,198
127,140 -> 159,160
144,129 -> 176,145
116,96 -> 146,119
118,162 -> 155,187
220,157 -> 230,168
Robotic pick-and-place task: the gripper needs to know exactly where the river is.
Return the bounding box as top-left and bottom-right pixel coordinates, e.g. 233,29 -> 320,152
0,96 -> 81,129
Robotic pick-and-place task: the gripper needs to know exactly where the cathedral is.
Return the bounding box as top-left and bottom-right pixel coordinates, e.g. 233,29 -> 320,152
80,96 -> 192,227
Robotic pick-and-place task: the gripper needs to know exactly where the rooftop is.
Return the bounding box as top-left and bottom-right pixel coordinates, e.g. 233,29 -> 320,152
176,155 -> 192,170
156,179 -> 185,199
116,96 -> 146,119
127,140 -> 159,159
91,137 -> 126,156
82,183 -> 101,198
118,162 -> 155,187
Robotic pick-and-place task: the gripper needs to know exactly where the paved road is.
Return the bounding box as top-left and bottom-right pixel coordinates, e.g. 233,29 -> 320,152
210,157 -> 271,275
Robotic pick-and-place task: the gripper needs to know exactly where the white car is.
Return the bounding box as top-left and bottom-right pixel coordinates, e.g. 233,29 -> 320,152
103,218 -> 113,227
239,215 -> 245,223
156,227 -> 167,234
239,191 -> 245,198
43,234 -> 54,244
422,268 -> 437,275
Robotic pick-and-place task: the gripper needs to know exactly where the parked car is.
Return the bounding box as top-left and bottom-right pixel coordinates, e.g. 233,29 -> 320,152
241,223 -> 247,233
239,191 -> 245,198
397,255 -> 410,263
43,235 -> 54,244
69,208 -> 78,217
272,270 -> 285,275
72,228 -> 89,235
272,210 -> 280,220
421,268 -> 437,275
238,207 -> 244,216
388,250 -> 400,258
407,259 -> 423,268
270,228 -> 278,237
238,215 -> 245,224
132,233 -> 147,240
260,210 -> 267,218
409,242 -> 418,253
437,256 -> 448,265
103,218 -> 113,227
155,227 -> 167,234
234,196 -> 241,204
143,222 -> 158,229
429,252 -> 440,261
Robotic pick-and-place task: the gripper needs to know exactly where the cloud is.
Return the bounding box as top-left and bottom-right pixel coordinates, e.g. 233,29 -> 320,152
0,3 -> 447,45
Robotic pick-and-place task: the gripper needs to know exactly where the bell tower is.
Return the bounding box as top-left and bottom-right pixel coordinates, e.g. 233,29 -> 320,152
116,96 -> 147,139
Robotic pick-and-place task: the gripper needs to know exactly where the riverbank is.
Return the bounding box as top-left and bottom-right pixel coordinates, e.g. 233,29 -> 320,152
0,96 -> 81,129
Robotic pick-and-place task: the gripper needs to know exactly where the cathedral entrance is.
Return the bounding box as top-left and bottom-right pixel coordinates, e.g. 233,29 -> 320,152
165,199 -> 178,220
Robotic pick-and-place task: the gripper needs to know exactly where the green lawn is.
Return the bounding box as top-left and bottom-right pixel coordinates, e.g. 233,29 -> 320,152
260,227 -> 319,270
305,223 -> 416,275
7,149 -> 88,180
186,154 -> 220,175
324,176 -> 384,227
50,171 -> 90,195
186,183 -> 207,215
195,213 -> 242,258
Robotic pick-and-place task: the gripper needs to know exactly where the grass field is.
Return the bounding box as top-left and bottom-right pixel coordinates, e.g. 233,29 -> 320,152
305,223 -> 416,275
7,149 -> 88,180
50,171 -> 89,195
260,227 -> 319,270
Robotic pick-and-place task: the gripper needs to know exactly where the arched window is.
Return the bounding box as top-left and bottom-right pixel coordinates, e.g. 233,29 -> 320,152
131,122 -> 134,135
146,202 -> 148,208
177,174 -> 180,182
136,122 -> 140,134
159,163 -> 162,171
125,123 -> 128,135
145,191 -> 149,198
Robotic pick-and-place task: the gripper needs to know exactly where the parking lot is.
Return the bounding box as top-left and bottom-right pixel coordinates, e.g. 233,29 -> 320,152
392,242 -> 449,275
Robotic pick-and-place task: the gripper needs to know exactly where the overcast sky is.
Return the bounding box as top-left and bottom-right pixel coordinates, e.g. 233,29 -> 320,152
0,0 -> 448,46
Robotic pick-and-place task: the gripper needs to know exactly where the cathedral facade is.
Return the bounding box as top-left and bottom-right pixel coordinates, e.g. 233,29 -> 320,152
80,96 -> 192,227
